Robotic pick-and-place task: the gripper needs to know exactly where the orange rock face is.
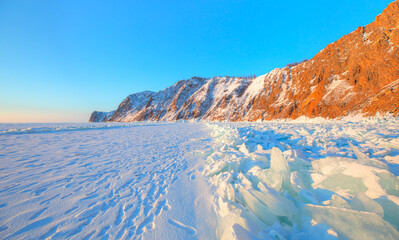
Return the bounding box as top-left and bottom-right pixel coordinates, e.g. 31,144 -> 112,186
248,0 -> 399,120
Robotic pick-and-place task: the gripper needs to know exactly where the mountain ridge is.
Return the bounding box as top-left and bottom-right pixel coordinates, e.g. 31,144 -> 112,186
90,0 -> 399,122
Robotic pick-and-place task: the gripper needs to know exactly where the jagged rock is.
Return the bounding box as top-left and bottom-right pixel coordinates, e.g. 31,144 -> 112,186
90,1 -> 399,122
89,111 -> 115,122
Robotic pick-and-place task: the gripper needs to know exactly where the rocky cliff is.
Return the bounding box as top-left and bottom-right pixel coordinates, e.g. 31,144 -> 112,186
89,111 -> 115,122
90,1 -> 399,122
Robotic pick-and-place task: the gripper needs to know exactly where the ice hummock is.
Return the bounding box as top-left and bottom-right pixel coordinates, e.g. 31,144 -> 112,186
204,117 -> 399,239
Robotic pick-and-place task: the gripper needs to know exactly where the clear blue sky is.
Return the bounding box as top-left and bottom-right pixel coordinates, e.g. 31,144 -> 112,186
0,0 -> 394,122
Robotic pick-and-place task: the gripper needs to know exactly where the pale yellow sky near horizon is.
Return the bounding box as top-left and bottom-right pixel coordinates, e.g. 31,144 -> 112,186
0,109 -> 90,123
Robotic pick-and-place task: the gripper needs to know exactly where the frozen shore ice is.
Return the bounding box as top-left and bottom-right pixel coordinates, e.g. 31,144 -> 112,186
203,117 -> 399,239
1,117 -> 399,239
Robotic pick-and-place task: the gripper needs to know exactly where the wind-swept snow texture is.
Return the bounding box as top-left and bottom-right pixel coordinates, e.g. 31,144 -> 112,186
0,123 -> 216,240
2,118 -> 399,240
202,117 -> 399,240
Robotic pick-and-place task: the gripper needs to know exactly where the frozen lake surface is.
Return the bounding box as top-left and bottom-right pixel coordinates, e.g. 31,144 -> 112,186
0,123 -> 216,239
1,118 -> 399,239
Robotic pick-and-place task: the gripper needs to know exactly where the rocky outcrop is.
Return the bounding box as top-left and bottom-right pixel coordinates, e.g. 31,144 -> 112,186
90,1 -> 399,122
247,0 -> 399,120
89,111 -> 115,122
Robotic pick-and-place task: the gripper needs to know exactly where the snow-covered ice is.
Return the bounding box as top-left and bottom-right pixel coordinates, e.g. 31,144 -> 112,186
0,123 -> 216,239
1,117 -> 399,239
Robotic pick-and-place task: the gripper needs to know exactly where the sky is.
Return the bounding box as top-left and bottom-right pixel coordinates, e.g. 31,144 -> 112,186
0,0 -> 394,123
